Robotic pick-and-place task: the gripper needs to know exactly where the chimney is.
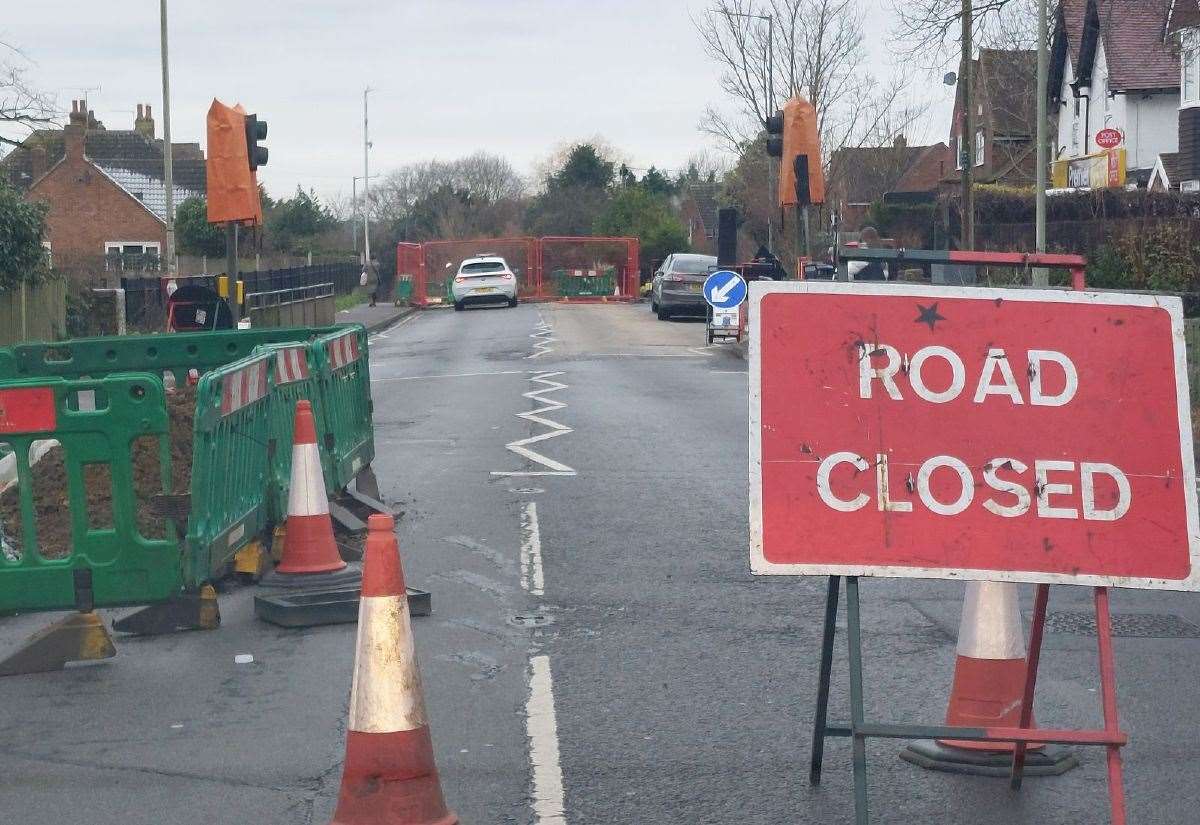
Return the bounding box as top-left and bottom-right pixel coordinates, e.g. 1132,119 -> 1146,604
893,134 -> 908,149
65,99 -> 87,158
135,102 -> 155,138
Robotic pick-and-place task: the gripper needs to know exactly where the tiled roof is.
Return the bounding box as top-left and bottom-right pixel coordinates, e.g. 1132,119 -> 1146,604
684,182 -> 720,234
1158,151 -> 1183,187
1060,0 -> 1089,66
1168,0 -> 1200,33
829,143 -> 943,204
0,127 -> 206,217
1098,0 -> 1177,90
979,49 -> 1037,138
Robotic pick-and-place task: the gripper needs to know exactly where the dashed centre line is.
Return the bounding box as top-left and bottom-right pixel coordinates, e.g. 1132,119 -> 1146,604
520,501 -> 546,596
526,655 -> 567,825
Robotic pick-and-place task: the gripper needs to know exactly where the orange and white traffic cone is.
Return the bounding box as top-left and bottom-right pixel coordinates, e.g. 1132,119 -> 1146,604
262,400 -> 360,588
331,514 -> 457,825
901,581 -> 1078,776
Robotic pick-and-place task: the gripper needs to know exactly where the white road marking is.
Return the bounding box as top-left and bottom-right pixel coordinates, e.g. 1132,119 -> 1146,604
520,502 -> 545,595
493,371 -> 577,477
526,655 -> 567,825
527,315 -> 556,359
372,370 -> 530,383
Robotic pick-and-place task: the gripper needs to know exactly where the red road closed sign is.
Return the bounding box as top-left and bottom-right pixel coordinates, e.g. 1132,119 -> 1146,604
749,283 -> 1200,590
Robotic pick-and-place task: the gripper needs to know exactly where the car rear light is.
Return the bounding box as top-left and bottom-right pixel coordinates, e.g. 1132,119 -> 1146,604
501,273 -> 513,280
454,276 -> 466,283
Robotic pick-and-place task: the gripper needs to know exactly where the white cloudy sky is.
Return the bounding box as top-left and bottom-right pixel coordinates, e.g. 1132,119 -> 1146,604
3,0 -> 954,201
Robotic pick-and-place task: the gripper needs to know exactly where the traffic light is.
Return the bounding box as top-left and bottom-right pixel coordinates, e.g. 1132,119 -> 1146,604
244,114 -> 268,170
778,96 -> 825,208
206,99 -> 263,225
765,110 -> 784,157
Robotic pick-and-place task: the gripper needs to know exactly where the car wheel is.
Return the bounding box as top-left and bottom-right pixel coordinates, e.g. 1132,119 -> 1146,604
657,305 -> 669,321
507,297 -> 518,308
454,301 -> 464,312
650,298 -> 658,312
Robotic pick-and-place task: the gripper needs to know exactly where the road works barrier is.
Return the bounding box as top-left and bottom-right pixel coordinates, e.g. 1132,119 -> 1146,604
0,324 -> 375,622
751,249 -> 1197,825
330,514 -> 457,825
0,375 -> 180,614
403,235 -> 640,306
0,324 -> 346,386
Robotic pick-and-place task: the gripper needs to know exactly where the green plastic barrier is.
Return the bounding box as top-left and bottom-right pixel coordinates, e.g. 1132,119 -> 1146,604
394,276 -> 414,304
0,325 -> 348,385
250,341 -> 329,523
186,352 -> 275,585
311,326 -> 374,490
0,375 -> 181,614
549,269 -> 616,297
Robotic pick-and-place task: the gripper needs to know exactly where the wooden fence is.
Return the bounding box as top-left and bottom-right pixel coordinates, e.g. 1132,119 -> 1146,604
0,279 -> 67,346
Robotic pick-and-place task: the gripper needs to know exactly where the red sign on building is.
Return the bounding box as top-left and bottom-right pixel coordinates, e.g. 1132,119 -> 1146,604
749,283 -> 1200,590
1095,128 -> 1123,149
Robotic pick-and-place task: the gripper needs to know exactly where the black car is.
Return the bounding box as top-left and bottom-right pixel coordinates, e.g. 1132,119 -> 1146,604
649,253 -> 718,320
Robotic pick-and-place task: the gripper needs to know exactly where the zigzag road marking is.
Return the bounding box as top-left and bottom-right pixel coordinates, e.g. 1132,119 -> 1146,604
493,370 -> 576,477
527,318 -> 556,359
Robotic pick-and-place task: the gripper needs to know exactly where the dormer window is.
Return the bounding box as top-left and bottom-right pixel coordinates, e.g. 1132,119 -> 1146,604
1183,29 -> 1200,106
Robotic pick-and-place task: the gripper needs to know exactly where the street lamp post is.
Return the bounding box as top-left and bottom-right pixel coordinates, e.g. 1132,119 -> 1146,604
362,88 -> 373,274
352,174 -> 379,263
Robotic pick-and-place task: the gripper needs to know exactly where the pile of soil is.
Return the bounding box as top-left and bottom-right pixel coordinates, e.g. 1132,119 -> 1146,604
0,386 -> 196,560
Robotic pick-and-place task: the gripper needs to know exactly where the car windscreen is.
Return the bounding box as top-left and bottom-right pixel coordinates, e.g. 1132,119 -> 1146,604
669,257 -> 717,275
461,261 -> 506,274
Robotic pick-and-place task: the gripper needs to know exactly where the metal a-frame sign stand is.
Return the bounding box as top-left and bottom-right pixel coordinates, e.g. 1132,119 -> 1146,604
807,576 -> 1128,825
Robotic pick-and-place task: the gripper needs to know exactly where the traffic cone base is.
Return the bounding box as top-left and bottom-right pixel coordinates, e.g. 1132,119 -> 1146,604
901,581 -> 1079,775
331,514 -> 456,825
264,400 -> 361,588
333,730 -> 456,825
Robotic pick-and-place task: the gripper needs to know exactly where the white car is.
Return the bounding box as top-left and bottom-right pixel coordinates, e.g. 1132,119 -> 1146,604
451,255 -> 519,311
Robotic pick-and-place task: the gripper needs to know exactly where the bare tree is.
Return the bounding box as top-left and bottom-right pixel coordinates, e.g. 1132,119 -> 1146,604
695,0 -> 928,196
0,44 -> 57,151
895,0 -> 1039,66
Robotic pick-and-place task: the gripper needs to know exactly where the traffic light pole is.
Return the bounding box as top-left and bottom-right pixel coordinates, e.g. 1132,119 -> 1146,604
226,221 -> 240,324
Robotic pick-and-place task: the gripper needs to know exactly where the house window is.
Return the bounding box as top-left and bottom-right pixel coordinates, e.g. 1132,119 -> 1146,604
956,135 -> 963,170
42,240 -> 52,269
104,241 -> 161,273
1183,30 -> 1200,106
975,130 -> 985,167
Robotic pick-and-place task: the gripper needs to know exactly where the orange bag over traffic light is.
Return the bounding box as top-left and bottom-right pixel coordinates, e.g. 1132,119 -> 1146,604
778,96 -> 825,208
206,99 -> 263,226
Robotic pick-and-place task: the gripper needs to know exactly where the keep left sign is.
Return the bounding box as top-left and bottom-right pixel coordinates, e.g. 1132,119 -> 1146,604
749,282 -> 1200,590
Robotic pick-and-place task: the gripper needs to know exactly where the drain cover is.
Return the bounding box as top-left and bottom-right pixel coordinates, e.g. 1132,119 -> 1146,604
508,613 -> 552,628
1044,611 -> 1200,638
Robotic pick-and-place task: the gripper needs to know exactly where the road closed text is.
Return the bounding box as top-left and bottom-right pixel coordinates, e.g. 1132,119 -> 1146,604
816,343 -> 1130,521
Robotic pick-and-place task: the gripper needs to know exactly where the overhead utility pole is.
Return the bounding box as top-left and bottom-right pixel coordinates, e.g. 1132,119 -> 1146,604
1034,0 -> 1050,286
961,0 -> 975,251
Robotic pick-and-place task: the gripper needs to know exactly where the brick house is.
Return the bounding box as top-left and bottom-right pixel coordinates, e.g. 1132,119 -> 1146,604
677,182 -> 720,255
946,49 -> 1047,190
1,100 -> 205,279
1149,0 -> 1200,190
1051,0 -> 1177,183
827,136 -> 949,231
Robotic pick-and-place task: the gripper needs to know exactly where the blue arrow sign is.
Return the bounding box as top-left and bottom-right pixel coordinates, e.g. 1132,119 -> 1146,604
703,270 -> 747,309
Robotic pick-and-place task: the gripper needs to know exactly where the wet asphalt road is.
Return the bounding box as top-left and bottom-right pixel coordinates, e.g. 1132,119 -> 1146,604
1,300 -> 1200,824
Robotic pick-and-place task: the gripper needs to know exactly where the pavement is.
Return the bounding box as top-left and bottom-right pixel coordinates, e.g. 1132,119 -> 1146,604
335,299 -> 416,334
1,300 -> 1199,824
